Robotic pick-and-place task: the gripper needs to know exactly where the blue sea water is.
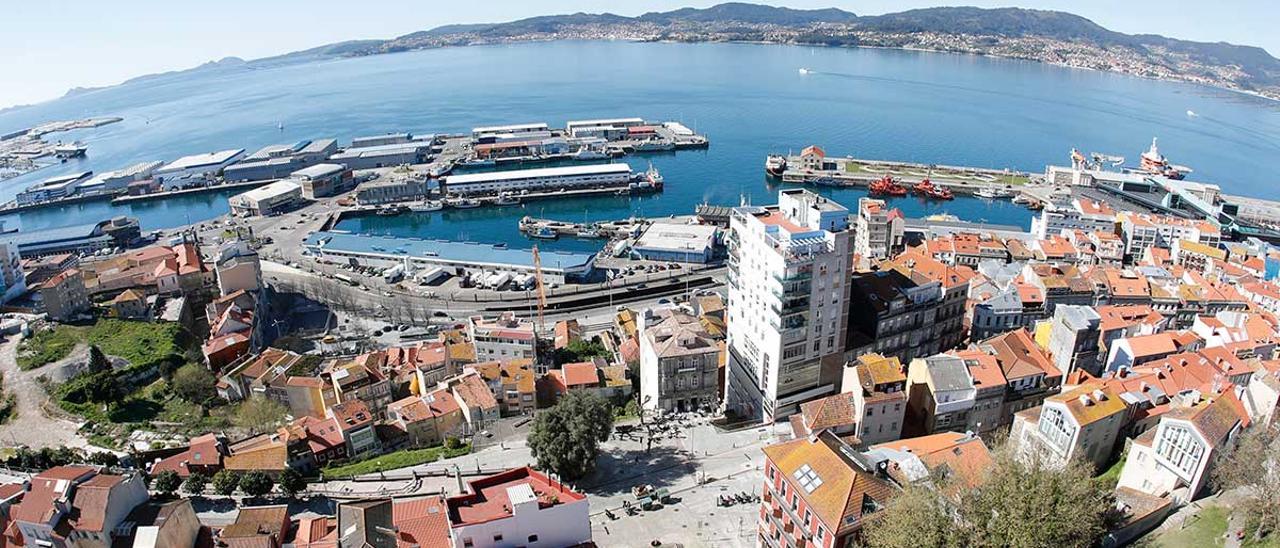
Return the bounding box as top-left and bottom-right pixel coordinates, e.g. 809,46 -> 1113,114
1,40 -> 1278,253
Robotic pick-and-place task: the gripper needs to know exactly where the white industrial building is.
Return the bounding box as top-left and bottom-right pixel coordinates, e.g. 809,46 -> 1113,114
724,189 -> 854,421
15,171 -> 95,205
154,149 -> 245,186
632,222 -> 718,263
77,161 -> 163,195
290,163 -> 352,199
472,122 -> 549,141
228,180 -> 302,217
443,163 -> 632,196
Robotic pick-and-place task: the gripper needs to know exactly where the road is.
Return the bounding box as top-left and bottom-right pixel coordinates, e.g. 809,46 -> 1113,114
0,338 -> 88,449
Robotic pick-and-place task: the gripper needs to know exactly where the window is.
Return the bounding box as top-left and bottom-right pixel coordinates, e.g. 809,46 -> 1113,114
528,534 -> 539,543
793,463 -> 824,493
463,540 -> 474,548
493,534 -> 504,542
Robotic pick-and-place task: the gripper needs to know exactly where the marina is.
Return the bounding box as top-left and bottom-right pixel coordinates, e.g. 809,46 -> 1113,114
0,117 -> 121,182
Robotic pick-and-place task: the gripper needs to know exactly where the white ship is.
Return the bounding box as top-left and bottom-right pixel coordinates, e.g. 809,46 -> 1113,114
409,200 -> 444,213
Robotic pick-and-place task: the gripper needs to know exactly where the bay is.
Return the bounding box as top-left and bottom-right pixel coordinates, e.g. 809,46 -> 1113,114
2,40 -> 1277,253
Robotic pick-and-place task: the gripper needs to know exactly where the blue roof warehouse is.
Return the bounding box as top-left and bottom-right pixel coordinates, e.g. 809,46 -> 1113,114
302,231 -> 596,284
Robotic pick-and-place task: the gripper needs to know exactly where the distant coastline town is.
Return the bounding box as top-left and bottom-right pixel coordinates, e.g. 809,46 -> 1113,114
0,101 -> 1275,546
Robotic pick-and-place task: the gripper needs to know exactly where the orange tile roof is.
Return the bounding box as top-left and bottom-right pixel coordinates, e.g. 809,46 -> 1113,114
1048,384 -> 1126,426
762,432 -> 895,533
561,362 -> 599,387
872,432 -> 993,487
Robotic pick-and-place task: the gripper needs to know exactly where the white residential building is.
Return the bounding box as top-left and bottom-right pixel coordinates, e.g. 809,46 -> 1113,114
468,312 -> 537,362
1117,393 -> 1246,503
1011,384 -> 1126,470
1031,198 -> 1117,239
854,197 -> 904,261
725,189 -> 853,421
447,467 -> 590,548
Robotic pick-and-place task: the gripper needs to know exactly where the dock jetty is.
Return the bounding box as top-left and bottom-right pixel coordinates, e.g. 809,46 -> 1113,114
767,146 -> 1040,197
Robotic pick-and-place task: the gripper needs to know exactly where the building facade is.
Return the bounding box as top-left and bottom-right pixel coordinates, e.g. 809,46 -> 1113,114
725,189 -> 853,421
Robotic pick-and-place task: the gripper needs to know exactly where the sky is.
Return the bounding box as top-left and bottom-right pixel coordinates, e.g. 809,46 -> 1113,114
5,0 -> 1277,109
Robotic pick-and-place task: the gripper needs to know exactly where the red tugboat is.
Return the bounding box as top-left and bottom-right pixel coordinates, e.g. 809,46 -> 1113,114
912,178 -> 954,200
869,175 -> 908,197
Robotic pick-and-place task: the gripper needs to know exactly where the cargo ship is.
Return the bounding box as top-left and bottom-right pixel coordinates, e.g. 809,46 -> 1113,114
1138,138 -> 1191,180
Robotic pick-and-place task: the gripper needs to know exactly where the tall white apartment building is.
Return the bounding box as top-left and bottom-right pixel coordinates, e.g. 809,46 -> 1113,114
725,189 -> 853,422
854,197 -> 904,261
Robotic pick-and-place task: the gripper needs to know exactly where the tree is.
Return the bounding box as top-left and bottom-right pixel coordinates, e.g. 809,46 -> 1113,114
211,470 -> 240,496
278,468 -> 306,497
865,443 -> 1113,548
183,473 -> 209,495
152,470 -> 181,496
87,345 -> 111,374
527,391 -> 614,480
865,481 -> 961,548
1211,423 -> 1280,541
238,471 -> 275,498
233,397 -> 288,435
171,363 -> 216,406
87,451 -> 119,467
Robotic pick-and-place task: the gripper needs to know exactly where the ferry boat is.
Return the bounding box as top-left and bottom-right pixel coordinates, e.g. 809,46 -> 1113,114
54,142 -> 88,159
529,226 -> 558,240
869,176 -> 907,197
765,155 -> 787,177
409,200 -> 444,213
446,197 -> 482,209
493,192 -> 521,206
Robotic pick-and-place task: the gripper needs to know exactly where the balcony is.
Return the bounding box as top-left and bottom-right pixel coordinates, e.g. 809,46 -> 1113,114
773,270 -> 813,285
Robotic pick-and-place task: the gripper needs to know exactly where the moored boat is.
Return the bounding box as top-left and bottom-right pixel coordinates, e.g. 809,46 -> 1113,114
765,155 -> 787,176
529,226 -> 558,240
409,200 -> 444,213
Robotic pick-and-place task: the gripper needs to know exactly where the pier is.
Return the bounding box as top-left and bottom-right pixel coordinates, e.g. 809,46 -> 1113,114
770,149 -> 1040,196
518,216 -> 650,240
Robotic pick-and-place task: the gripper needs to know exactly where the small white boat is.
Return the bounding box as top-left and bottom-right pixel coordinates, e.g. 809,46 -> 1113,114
409,200 -> 444,213
573,148 -> 610,160
798,68 -> 811,75
975,187 -> 1009,199
464,157 -> 495,167
529,226 -> 558,240
493,193 -> 520,206
447,197 -> 481,209
1186,110 -> 1198,117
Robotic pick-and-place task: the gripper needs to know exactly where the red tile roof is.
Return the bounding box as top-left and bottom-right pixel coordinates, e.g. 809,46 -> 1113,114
447,467 -> 584,527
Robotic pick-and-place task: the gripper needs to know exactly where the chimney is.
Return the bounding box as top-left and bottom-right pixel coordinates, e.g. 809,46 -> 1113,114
1079,394 -> 1094,406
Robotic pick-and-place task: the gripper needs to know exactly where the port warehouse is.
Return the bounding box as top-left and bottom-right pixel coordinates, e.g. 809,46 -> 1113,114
631,222 -> 720,263
303,231 -> 596,284
14,172 -> 95,205
1,217 -> 140,257
290,163 -> 354,199
222,139 -> 338,181
153,149 -> 245,186
228,180 -> 304,217
442,164 -> 633,196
